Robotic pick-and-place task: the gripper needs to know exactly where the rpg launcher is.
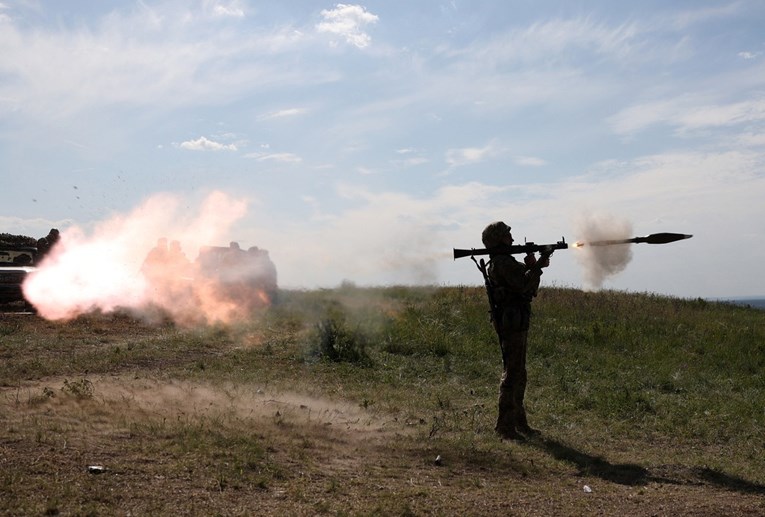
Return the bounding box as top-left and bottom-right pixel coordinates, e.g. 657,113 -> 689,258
453,239 -> 568,260
453,232 -> 694,260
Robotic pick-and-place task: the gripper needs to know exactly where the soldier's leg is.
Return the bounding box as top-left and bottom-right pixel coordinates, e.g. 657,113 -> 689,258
513,332 -> 540,436
495,332 -> 525,440
496,366 -> 522,439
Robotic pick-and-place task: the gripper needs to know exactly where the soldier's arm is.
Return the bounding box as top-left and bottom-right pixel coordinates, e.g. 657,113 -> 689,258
494,256 -> 541,295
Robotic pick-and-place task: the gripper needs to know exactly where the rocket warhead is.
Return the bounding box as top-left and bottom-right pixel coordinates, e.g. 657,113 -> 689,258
632,232 -> 693,244
578,232 -> 693,247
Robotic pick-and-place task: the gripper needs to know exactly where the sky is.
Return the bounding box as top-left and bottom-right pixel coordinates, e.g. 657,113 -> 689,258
1,0 -> 764,299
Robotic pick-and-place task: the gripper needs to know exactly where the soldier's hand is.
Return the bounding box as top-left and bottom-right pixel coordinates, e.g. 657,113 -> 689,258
524,252 -> 537,267
538,255 -> 551,268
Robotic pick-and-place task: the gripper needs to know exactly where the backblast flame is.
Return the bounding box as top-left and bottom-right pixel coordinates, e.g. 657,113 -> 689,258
21,191 -> 276,326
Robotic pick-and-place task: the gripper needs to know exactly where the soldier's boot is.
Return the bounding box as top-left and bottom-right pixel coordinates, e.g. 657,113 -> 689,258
495,390 -> 524,441
495,417 -> 524,440
515,406 -> 541,437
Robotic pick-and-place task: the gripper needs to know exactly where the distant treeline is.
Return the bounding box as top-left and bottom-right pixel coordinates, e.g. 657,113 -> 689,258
722,298 -> 765,310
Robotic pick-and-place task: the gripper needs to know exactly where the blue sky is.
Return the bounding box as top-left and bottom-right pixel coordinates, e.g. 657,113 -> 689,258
1,0 -> 764,298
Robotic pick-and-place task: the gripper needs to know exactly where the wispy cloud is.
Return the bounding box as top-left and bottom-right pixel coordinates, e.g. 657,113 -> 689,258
737,131 -> 765,147
396,157 -> 429,167
515,156 -> 547,167
450,17 -> 642,65
257,107 -> 308,120
609,97 -> 765,136
0,3 -> 309,118
666,2 -> 743,30
676,98 -> 765,131
244,152 -> 302,163
316,4 -> 379,49
608,100 -> 678,135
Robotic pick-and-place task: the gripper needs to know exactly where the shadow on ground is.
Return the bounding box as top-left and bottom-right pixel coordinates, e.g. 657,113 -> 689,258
530,436 -> 765,495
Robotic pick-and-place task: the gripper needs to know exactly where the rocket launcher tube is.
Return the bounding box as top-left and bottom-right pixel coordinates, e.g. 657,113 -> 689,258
453,239 -> 568,260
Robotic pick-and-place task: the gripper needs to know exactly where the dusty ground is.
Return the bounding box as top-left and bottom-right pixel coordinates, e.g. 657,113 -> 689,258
3,375 -> 764,516
1,311 -> 764,515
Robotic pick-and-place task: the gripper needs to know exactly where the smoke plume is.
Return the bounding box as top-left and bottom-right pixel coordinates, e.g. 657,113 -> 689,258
22,191 -> 275,325
574,213 -> 633,290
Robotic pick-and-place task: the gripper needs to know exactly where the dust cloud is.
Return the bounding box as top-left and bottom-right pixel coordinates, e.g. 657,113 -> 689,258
92,377 -> 387,433
573,213 -> 633,290
22,191 -> 275,325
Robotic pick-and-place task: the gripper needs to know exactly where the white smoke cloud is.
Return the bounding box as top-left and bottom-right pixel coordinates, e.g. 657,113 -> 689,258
573,212 -> 633,290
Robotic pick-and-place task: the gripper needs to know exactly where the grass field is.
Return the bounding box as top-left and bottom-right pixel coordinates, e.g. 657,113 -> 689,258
1,286 -> 764,516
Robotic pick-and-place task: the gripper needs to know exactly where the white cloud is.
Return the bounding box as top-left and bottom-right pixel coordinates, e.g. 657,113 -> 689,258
206,0 -> 246,18
316,4 -> 379,49
738,51 -> 761,60
179,136 -> 237,151
445,141 -> 500,167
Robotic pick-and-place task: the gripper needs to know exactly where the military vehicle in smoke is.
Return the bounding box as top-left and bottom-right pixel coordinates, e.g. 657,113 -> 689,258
0,235 -> 38,310
195,242 -> 278,308
139,238 -> 278,322
0,229 -> 60,311
0,247 -> 37,307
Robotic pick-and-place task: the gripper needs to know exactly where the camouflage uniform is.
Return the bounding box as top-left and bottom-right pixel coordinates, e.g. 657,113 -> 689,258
482,222 -> 543,439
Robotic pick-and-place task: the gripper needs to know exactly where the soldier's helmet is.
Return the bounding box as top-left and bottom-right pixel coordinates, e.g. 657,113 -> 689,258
482,221 -> 511,248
